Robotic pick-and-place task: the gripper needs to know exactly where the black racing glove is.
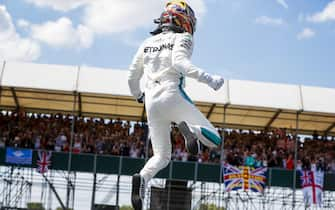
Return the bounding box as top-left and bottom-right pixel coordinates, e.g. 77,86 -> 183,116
136,92 -> 145,104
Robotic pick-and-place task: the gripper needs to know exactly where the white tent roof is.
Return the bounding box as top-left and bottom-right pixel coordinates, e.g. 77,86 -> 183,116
1,61 -> 335,135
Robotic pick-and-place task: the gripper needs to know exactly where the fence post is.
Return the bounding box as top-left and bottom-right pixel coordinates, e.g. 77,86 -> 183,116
292,112 -> 300,209
219,105 -> 228,208
116,156 -> 123,207
91,153 -> 97,210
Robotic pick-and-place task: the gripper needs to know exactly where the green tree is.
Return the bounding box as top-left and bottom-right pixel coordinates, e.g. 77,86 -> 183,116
120,205 -> 134,210
27,202 -> 45,210
198,203 -> 226,210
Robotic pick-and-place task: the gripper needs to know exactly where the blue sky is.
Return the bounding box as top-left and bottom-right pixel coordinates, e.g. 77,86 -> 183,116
0,0 -> 335,88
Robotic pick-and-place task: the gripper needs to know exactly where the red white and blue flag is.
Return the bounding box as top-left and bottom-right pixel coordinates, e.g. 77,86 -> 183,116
223,164 -> 267,193
299,170 -> 324,207
37,151 -> 52,174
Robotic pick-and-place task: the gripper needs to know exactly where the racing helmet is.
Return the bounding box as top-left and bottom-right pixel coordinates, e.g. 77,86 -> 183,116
151,0 -> 197,35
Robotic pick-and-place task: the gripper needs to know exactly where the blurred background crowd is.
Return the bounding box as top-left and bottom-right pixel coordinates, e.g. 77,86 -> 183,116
1,111 -> 335,173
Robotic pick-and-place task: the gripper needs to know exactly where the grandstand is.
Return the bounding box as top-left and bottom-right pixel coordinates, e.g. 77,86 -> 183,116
1,61 -> 335,135
0,61 -> 335,210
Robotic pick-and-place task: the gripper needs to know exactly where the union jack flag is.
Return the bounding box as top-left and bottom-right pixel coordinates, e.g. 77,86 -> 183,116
37,151 -> 52,174
223,164 -> 267,193
301,170 -> 314,186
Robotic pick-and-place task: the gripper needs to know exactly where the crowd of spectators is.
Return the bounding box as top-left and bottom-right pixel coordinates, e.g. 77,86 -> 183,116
1,111 -> 335,173
0,111 -> 148,158
223,129 -> 335,173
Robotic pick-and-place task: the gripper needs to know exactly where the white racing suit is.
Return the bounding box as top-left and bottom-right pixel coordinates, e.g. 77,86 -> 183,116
128,31 -> 222,183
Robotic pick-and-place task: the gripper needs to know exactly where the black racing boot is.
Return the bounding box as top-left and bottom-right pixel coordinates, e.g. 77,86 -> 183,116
178,121 -> 200,156
131,173 -> 145,210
